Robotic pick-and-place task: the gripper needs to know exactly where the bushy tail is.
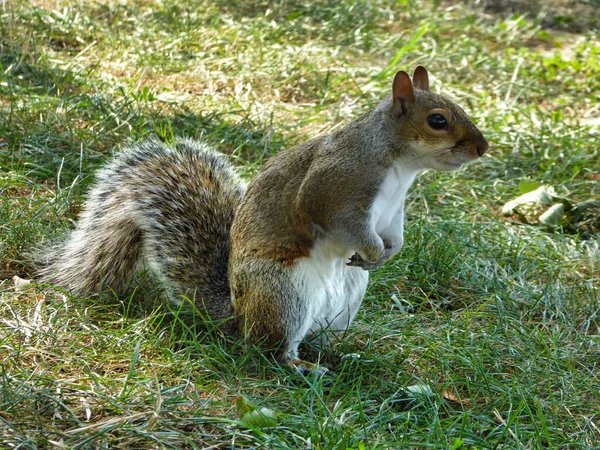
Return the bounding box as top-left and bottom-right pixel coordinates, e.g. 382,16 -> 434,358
37,138 -> 246,321
37,212 -> 143,297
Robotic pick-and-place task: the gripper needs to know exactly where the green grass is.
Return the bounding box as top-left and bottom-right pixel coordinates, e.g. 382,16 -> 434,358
1,0 -> 599,448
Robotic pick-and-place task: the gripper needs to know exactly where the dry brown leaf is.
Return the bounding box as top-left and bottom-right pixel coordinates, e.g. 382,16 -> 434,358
443,390 -> 471,406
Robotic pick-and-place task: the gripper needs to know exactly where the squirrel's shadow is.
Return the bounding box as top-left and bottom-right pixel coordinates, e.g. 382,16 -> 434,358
104,271 -> 344,376
1,38 -> 286,187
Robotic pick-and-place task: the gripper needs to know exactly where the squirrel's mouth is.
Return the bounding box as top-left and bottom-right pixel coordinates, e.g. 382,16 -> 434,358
439,160 -> 464,170
449,147 -> 480,163
438,148 -> 476,170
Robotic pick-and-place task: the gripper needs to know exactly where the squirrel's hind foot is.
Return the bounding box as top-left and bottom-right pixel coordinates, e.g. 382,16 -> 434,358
287,358 -> 332,377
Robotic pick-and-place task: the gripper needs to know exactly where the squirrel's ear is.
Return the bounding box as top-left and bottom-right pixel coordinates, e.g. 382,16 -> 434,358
391,70 -> 415,117
412,66 -> 430,91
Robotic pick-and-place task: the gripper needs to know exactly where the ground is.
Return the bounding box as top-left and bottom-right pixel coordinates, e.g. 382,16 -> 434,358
1,0 -> 599,448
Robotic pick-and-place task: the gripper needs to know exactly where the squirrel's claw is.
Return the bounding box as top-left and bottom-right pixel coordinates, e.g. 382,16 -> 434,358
346,253 -> 364,267
347,253 -> 382,270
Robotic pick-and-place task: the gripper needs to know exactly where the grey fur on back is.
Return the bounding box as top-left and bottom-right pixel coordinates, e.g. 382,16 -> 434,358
37,138 -> 246,321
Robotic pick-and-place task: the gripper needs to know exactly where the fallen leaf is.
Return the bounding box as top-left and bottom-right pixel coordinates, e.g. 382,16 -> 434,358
13,275 -> 33,292
234,396 -> 278,428
538,203 -> 565,226
405,384 -> 435,398
240,407 -> 278,428
451,437 -> 464,450
502,185 -> 555,215
518,179 -> 542,194
443,390 -> 471,406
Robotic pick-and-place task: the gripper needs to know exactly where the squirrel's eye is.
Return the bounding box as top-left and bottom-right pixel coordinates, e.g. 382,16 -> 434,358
427,113 -> 448,130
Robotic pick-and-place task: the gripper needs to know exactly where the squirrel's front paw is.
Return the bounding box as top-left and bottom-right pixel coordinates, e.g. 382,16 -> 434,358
347,253 -> 384,270
347,239 -> 399,270
356,239 -> 385,263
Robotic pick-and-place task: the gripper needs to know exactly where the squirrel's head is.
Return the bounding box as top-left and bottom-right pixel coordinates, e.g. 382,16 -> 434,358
389,66 -> 489,171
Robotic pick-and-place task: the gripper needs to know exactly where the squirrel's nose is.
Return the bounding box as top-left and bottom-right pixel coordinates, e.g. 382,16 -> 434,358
476,138 -> 489,157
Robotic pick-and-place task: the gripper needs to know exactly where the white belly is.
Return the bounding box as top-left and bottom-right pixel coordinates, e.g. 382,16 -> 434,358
370,164 -> 418,234
295,238 -> 368,342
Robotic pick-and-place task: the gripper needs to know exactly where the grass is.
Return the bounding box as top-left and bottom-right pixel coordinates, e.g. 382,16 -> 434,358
1,0 -> 599,448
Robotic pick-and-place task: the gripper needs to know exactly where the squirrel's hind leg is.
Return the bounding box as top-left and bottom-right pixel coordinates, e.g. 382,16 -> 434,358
230,259 -> 332,376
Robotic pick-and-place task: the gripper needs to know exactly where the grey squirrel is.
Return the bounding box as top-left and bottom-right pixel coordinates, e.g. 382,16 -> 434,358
38,66 -> 488,374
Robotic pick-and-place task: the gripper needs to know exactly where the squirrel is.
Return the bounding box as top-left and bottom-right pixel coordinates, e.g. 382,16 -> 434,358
37,66 -> 488,374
